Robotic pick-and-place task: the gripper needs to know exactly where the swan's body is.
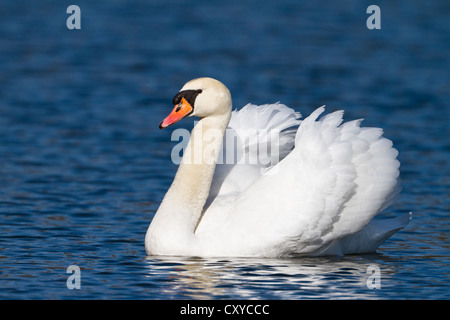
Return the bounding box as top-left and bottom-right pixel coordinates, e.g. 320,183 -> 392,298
145,78 -> 410,257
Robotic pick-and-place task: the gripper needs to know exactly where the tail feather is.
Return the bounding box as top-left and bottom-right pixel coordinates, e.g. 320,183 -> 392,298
337,212 -> 411,255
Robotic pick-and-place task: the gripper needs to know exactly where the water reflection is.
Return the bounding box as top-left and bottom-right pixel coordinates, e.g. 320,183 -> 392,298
144,255 -> 395,299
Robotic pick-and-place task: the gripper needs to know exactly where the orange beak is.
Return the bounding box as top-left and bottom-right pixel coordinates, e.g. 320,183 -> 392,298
159,97 -> 193,129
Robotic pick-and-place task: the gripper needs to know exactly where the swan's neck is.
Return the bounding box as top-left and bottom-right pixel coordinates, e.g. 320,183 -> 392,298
146,113 -> 230,254
165,115 -> 229,230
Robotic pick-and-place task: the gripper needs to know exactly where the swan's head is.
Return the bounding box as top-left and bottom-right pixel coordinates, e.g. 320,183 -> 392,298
159,77 -> 232,129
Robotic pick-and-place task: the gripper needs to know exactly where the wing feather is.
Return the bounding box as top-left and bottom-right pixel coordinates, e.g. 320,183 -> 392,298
219,106 -> 401,256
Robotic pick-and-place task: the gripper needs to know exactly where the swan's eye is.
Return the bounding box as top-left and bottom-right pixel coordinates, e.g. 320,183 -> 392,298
172,89 -> 203,107
172,94 -> 182,105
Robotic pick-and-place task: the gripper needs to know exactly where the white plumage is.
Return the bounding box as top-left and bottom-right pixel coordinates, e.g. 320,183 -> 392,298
145,78 -> 410,257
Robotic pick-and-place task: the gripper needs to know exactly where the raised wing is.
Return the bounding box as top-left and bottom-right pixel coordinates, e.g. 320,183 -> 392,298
206,102 -> 301,206
221,107 -> 401,256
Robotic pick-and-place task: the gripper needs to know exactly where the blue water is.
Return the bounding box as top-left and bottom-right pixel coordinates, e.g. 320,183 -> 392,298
0,0 -> 449,299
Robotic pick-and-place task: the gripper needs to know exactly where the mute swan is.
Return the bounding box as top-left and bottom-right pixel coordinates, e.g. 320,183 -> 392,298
145,77 -> 410,257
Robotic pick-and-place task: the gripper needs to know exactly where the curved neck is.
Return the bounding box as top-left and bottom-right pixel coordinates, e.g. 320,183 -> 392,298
167,114 -> 230,229
146,112 -> 230,254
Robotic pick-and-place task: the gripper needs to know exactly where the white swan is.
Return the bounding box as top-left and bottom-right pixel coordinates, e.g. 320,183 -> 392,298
145,77 -> 410,257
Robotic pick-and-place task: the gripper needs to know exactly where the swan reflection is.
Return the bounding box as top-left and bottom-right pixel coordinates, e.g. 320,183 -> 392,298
144,255 -> 396,299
